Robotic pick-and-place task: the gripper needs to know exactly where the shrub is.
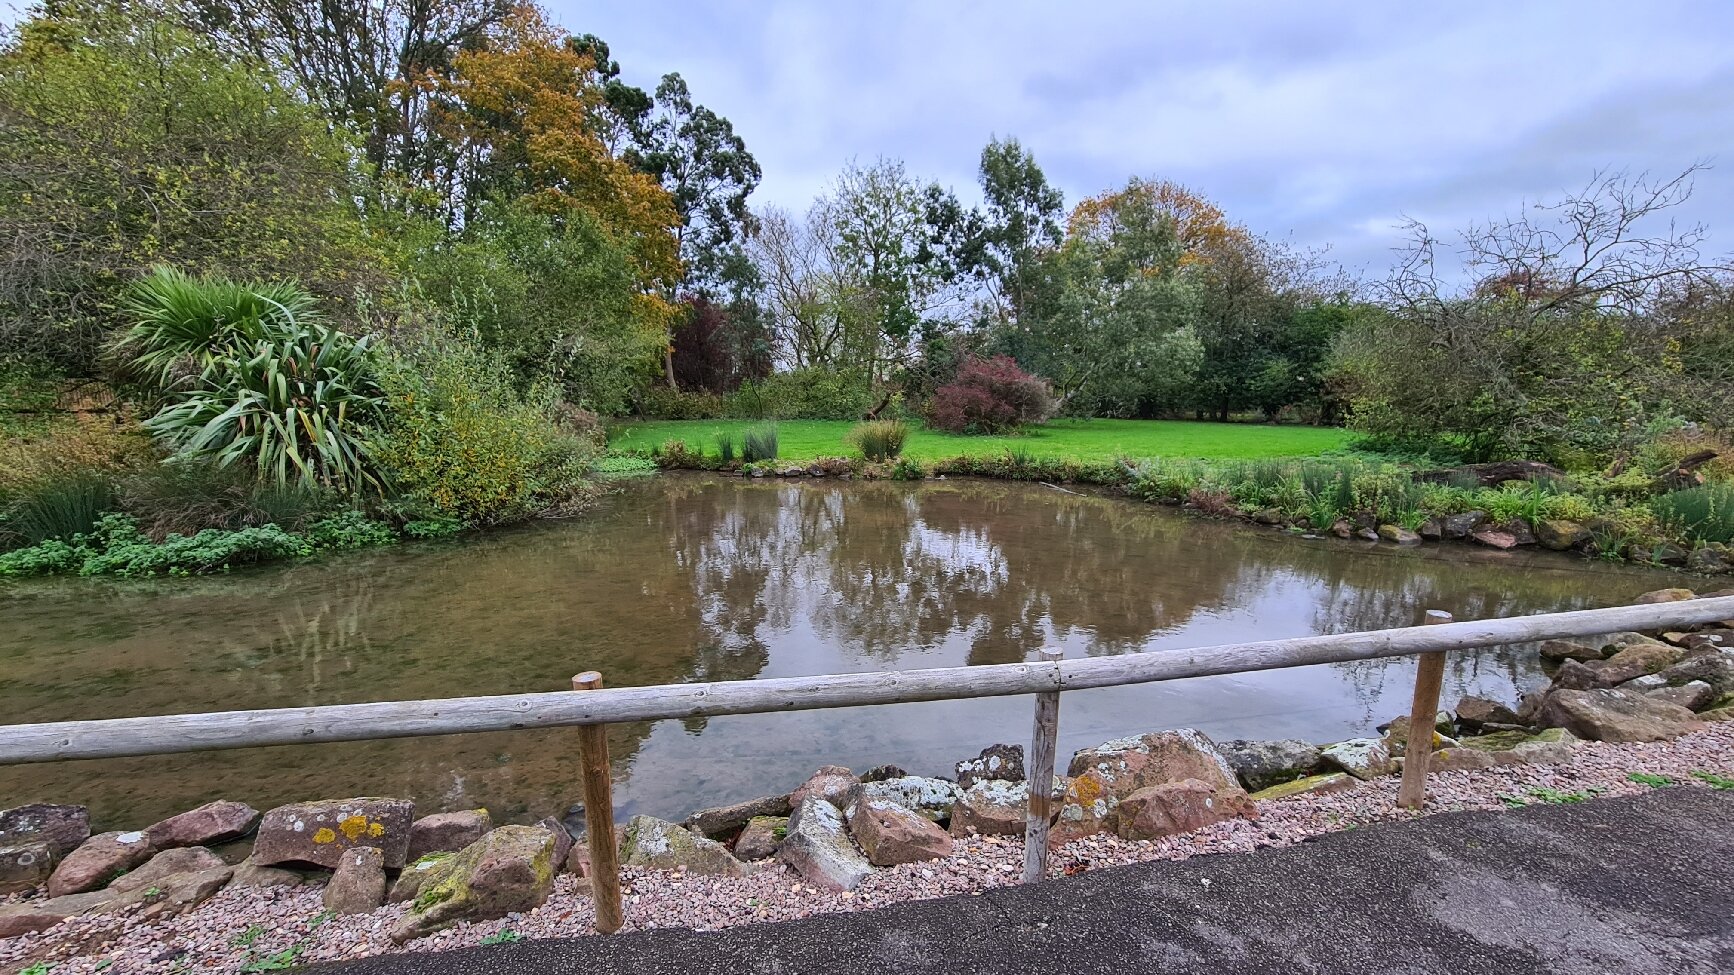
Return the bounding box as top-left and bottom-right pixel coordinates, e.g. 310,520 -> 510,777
303,510 -> 398,550
3,470 -> 116,546
120,461 -> 333,539
1653,484 -> 1734,544
636,385 -> 728,420
742,425 -> 779,463
728,368 -> 873,420
925,356 -> 1052,434
654,438 -> 704,468
373,331 -> 595,526
890,458 -> 926,480
846,420 -> 907,462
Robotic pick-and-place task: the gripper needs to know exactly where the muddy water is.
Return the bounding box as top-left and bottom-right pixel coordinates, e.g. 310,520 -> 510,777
0,474 -> 1681,829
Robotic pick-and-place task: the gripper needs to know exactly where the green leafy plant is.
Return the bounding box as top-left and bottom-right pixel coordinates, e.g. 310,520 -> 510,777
114,267 -> 321,391
889,457 -> 926,481
742,424 -> 779,463
479,929 -> 523,946
3,470 -> 116,545
845,420 -> 908,462
593,455 -> 658,479
1653,485 -> 1734,544
713,432 -> 737,464
239,945 -> 304,973
1691,770 -> 1734,790
231,924 -> 267,948
1628,772 -> 1675,788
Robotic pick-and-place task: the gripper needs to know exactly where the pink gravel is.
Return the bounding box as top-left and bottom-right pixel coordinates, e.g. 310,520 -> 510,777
5,722 -> 1734,974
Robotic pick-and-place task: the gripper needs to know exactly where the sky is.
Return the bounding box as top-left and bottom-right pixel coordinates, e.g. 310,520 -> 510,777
554,0 -> 1734,279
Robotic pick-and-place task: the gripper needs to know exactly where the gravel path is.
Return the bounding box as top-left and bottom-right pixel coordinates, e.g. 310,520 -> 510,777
5,722 -> 1734,974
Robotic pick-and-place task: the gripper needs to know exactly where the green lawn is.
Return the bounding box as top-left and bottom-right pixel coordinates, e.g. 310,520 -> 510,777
605,418 -> 1354,463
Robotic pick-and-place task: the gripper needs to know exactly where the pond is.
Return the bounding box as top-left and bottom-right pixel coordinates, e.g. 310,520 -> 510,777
0,474 -> 1682,828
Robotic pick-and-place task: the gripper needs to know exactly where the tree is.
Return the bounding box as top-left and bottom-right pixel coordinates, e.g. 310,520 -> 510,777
1336,166 -> 1723,462
0,3 -> 379,374
974,137 -> 1064,330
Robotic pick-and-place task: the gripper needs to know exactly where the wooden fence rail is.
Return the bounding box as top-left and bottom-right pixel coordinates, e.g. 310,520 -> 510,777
3,597 -> 1730,766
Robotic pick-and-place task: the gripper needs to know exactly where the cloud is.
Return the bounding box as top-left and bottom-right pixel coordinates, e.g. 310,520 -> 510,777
554,0 -> 1734,278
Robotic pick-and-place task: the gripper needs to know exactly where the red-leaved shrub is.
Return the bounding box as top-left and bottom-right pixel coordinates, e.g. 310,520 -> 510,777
925,356 -> 1053,434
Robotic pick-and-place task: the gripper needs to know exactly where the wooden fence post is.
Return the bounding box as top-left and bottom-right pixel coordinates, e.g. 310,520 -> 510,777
1023,647 -> 1064,884
573,671 -> 624,934
1397,610 -> 1454,810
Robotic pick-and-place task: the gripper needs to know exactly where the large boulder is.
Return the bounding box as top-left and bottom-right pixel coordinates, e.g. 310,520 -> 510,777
1319,738 -> 1397,780
143,800 -> 260,850
619,816 -> 745,877
955,744 -> 1025,789
777,796 -> 871,891
0,843 -> 55,895
1433,728 -> 1579,771
1115,779 -> 1259,841
388,826 -> 557,944
108,847 -> 226,893
1455,696 -> 1524,730
0,804 -> 90,859
682,794 -> 792,840
229,860 -> 307,889
1378,524 -> 1421,545
1537,689 -> 1705,742
788,766 -> 859,810
251,797 -> 415,870
1648,681 -> 1717,712
1657,649 -> 1734,695
1539,640 -> 1606,664
1380,713 -> 1457,758
0,891 -> 112,938
1052,730 -> 1247,847
1217,739 -> 1322,792
1470,529 -> 1519,550
46,830 -> 153,896
849,776 -> 963,823
950,780 -> 1033,837
733,816 -> 785,861
1442,511 -> 1486,539
1551,658 -> 1610,691
1535,519 -> 1589,551
534,817 -> 572,870
1597,642 -> 1686,685
1636,588 -> 1697,604
405,810 -> 493,863
323,846 -> 387,915
846,798 -> 953,866
1248,773 -> 1357,801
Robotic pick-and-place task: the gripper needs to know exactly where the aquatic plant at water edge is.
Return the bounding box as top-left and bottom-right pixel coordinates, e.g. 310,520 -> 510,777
742,425 -> 779,463
845,420 -> 907,462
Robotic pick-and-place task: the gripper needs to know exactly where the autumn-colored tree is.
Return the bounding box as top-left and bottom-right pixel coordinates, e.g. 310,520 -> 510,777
1066,178 -> 1248,272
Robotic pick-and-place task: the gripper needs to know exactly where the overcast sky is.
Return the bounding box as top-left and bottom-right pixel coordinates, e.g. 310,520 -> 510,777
555,0 -> 1733,278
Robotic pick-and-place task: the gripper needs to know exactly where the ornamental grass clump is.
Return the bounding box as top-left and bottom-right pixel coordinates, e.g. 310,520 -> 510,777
845,420 -> 907,462
742,424 -> 779,463
1653,484 -> 1734,544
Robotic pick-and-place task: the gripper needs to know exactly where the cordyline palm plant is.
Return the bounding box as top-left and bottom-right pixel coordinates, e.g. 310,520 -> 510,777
117,267 -> 384,494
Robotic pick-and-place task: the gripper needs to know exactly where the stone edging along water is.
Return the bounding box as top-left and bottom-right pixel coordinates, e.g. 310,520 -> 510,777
643,454 -> 1734,579
3,587 -> 1731,954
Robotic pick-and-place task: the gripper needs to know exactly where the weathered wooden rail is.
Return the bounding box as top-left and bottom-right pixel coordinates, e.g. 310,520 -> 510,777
3,594 -> 1731,933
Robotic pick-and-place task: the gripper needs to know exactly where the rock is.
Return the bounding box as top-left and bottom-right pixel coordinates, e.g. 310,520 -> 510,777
859,765 -> 909,783
323,846 -> 386,915
0,843 -> 55,895
1455,696 -> 1523,730
90,866 -> 232,924
1115,778 -> 1258,841
682,794 -> 793,840
108,847 -> 225,893
1356,528 -> 1380,542
1648,680 -> 1717,712
0,890 -> 112,937
563,843 -> 590,878
1419,518 -> 1444,540
1657,649 -> 1734,694
251,797 -> 415,870
1552,658 -> 1610,690
849,776 -> 963,823
619,816 -> 744,877
229,860 -> 306,889
47,830 -> 154,896
1053,730 -> 1246,846
1636,588 -> 1698,604
1537,688 -> 1705,742
534,817 -> 572,870
1598,641 -> 1687,684
0,804 -> 90,859
1535,519 -> 1589,551
788,766 -> 858,810
1319,738 -> 1397,780
143,800 -> 260,851
950,780 -> 1035,837
1504,522 -> 1538,546
1217,739 -> 1323,792
405,810 -> 493,863
1539,640 -> 1607,663
1702,707 -> 1734,722
1443,511 -> 1486,539
1380,713 -> 1458,757
1454,728 -> 1579,766
1378,524 -> 1421,545
1330,519 -> 1354,539
847,798 -> 953,866
777,796 -> 871,891
733,816 -> 785,861
1252,508 -> 1285,525
1248,773 -> 1357,801
1470,529 -> 1518,550
388,826 -> 558,943
1677,631 -> 1731,653
955,743 -> 1025,788
1621,674 -> 1670,693
1688,547 -> 1728,574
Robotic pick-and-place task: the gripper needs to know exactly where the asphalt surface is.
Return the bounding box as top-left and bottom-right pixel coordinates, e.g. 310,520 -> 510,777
306,788 -> 1734,974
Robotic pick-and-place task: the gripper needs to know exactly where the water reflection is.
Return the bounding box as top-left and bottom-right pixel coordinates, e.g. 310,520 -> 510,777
0,474 -> 1679,827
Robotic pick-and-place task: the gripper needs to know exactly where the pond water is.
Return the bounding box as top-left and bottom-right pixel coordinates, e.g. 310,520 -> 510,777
0,474 -> 1681,829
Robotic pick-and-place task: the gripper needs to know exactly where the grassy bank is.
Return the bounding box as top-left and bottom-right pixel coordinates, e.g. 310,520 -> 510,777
607,418 -> 1354,463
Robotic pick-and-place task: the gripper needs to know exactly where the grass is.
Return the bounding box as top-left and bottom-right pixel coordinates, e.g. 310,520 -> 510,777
607,418 -> 1353,464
